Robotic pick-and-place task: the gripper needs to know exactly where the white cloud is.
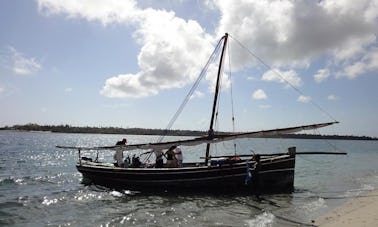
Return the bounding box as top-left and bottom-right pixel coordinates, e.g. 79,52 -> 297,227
252,89 -> 267,100
327,94 -> 338,101
191,90 -> 204,99
214,0 -> 378,84
38,0 -> 214,98
314,68 -> 330,83
64,88 -> 73,92
7,47 -> 41,75
0,83 -> 16,97
38,0 -> 138,25
261,69 -> 302,88
297,95 -> 311,103
336,47 -> 378,79
37,0 -> 378,98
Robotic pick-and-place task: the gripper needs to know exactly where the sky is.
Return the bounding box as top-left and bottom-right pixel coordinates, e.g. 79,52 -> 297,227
0,0 -> 378,137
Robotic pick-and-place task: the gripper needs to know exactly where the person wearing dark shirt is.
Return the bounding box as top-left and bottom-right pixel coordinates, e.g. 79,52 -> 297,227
116,138 -> 127,145
166,146 -> 178,168
154,149 -> 164,168
114,138 -> 127,167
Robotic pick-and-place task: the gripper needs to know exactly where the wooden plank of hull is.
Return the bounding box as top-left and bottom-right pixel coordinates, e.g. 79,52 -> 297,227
76,155 -> 295,193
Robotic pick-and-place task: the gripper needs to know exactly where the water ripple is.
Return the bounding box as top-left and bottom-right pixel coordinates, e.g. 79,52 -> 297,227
1,131 -> 378,226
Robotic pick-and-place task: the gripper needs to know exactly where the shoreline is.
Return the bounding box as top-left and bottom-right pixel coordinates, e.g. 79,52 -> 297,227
1,128 -> 377,141
314,189 -> 378,227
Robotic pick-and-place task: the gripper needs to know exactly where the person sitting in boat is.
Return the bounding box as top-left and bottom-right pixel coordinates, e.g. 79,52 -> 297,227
166,146 -> 178,168
153,149 -> 164,168
131,154 -> 141,168
174,146 -> 183,167
114,138 -> 127,167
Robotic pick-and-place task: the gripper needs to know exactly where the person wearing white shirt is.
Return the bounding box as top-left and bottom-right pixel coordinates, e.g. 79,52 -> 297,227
174,146 -> 183,167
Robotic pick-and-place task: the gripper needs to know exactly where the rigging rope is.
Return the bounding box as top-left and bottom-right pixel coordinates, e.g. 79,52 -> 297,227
227,39 -> 237,155
228,34 -> 338,123
157,38 -> 224,143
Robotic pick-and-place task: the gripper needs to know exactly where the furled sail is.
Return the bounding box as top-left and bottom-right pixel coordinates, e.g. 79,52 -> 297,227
56,121 -> 338,151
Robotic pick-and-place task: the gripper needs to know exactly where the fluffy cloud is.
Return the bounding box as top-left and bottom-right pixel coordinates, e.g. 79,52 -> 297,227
297,95 -> 311,103
191,90 -> 204,99
0,83 -> 16,97
261,69 -> 301,88
6,47 -> 42,75
38,0 -> 138,25
39,0 -> 214,98
327,94 -> 338,101
214,0 -> 378,81
252,89 -> 267,100
38,0 -> 378,98
336,47 -> 378,79
314,68 -> 330,83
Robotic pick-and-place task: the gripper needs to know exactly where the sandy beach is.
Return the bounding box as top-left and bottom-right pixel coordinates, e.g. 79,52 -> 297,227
314,189 -> 378,227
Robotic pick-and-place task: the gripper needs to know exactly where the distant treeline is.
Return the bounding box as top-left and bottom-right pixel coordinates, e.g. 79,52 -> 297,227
267,134 -> 378,141
0,123 -> 206,137
1,123 -> 377,140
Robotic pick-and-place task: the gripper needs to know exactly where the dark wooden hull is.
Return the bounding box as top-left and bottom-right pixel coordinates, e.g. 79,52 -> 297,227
76,154 -> 295,193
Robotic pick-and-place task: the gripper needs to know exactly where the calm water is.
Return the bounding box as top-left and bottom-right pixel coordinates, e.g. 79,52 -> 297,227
1,131 -> 378,226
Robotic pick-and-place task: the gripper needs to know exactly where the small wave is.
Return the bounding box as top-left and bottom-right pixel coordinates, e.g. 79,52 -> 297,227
302,197 -> 327,213
41,196 -> 59,206
342,185 -> 374,199
123,190 -> 140,196
74,190 -> 104,201
0,177 -> 25,185
0,173 -> 75,187
246,212 -> 275,227
110,190 -> 124,197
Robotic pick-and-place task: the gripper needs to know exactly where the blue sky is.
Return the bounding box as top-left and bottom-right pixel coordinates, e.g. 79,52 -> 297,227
1,0 -> 378,137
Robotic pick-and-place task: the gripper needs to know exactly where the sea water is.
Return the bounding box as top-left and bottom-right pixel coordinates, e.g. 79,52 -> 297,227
1,131 -> 378,226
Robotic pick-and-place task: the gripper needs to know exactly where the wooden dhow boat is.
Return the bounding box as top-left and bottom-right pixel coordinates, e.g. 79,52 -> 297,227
57,33 -> 344,193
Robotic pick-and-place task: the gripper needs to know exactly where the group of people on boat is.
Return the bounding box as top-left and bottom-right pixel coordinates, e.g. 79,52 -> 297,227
150,146 -> 184,168
113,138 -> 183,168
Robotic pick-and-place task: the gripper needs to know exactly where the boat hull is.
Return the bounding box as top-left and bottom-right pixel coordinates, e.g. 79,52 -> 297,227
76,155 -> 295,193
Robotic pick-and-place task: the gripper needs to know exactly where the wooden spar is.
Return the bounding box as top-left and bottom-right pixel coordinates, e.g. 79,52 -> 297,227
200,151 -> 347,159
292,151 -> 347,155
205,33 -> 229,165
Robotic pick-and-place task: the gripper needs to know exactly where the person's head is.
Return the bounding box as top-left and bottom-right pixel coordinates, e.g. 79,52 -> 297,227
122,138 -> 127,143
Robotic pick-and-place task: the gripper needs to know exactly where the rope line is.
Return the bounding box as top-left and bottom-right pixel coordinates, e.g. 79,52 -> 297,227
228,34 -> 338,122
157,38 -> 224,143
227,40 -> 238,155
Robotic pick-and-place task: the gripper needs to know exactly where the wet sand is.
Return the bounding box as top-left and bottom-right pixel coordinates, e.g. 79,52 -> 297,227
314,189 -> 378,227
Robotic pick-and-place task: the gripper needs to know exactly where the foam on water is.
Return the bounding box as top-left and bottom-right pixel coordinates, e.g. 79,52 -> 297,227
301,197 -> 327,213
42,196 -> 59,206
0,177 -> 25,185
246,212 -> 275,227
110,190 -> 124,197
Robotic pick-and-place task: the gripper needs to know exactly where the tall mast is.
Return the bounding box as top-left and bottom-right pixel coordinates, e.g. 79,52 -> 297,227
205,33 -> 228,165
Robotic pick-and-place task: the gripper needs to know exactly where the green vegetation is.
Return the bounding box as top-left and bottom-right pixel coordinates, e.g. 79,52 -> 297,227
0,123 -> 206,136
1,123 -> 377,140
